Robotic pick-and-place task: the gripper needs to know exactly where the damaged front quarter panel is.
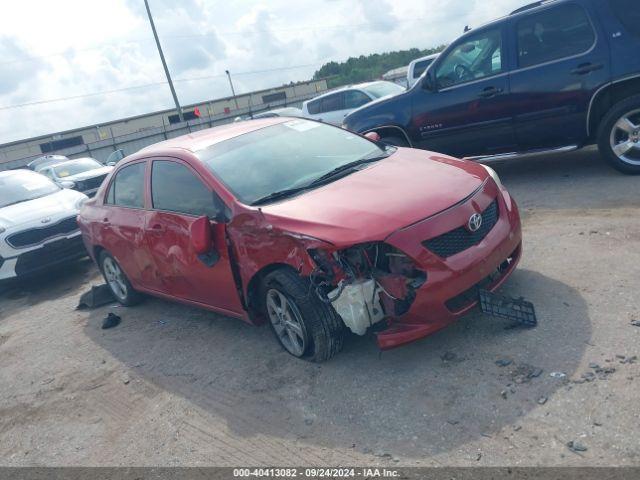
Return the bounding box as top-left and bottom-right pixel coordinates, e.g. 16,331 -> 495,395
226,209 -> 426,336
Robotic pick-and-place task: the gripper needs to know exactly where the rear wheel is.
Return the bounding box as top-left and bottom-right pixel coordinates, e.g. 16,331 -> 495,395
261,268 -> 344,362
597,95 -> 640,174
379,135 -> 409,147
99,251 -> 141,306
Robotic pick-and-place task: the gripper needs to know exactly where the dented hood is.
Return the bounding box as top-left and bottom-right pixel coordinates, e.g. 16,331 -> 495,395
260,148 -> 489,247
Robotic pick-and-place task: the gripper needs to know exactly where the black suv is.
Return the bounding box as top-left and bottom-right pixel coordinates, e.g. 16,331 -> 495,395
343,0 -> 640,174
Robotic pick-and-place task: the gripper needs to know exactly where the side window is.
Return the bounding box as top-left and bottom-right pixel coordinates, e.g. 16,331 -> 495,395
41,168 -> 55,179
610,0 -> 640,38
151,161 -> 222,218
106,162 -> 145,208
320,93 -> 344,113
436,28 -> 503,89
344,90 -> 371,109
517,4 -> 595,68
307,100 -> 321,115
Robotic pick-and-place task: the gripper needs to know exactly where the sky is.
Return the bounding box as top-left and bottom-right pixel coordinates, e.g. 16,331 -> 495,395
0,0 -> 527,145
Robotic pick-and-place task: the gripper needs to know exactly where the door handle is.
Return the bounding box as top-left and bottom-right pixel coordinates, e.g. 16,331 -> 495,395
571,63 -> 603,75
478,86 -> 503,98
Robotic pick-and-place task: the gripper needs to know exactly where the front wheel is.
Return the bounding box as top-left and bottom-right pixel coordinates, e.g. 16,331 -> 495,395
597,95 -> 640,174
99,251 -> 141,306
261,268 -> 344,362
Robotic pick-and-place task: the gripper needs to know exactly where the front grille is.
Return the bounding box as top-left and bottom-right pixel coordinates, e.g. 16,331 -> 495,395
15,236 -> 86,276
7,216 -> 79,248
422,199 -> 499,258
77,174 -> 108,192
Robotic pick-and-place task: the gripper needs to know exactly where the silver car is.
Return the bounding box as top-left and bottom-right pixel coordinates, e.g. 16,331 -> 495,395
36,157 -> 113,197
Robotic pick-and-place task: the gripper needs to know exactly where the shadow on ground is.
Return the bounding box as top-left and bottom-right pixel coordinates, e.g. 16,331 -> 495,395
84,268 -> 590,457
0,258 -> 97,320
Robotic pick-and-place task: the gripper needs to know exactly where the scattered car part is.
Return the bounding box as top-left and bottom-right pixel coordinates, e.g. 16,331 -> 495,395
101,313 -> 121,329
77,284 -> 115,310
479,289 -> 537,327
329,279 -> 385,335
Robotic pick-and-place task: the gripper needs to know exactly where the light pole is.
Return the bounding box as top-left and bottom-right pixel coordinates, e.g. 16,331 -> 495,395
225,70 -> 239,110
144,0 -> 184,122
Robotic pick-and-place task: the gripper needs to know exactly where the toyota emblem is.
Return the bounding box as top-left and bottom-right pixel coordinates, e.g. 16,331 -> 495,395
468,213 -> 483,232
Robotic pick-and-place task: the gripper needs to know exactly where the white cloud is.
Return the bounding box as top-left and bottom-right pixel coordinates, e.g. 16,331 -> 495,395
0,0 -> 528,144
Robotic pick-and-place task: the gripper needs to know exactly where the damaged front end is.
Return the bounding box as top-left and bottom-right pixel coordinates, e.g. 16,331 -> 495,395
308,243 -> 426,336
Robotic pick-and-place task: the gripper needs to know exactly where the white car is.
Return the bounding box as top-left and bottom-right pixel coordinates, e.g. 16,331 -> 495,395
0,170 -> 88,281
407,53 -> 439,88
301,81 -> 405,125
36,157 -> 113,197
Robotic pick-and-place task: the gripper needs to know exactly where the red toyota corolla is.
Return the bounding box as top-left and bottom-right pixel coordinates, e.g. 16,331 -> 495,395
78,118 -> 522,361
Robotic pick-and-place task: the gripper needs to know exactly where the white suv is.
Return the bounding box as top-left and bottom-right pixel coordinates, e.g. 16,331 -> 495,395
0,170 -> 88,281
302,81 -> 405,125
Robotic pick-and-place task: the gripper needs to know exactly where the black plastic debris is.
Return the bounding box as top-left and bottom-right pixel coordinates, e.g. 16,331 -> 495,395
77,284 -> 114,310
479,289 -> 537,327
567,441 -> 588,453
102,313 -> 121,330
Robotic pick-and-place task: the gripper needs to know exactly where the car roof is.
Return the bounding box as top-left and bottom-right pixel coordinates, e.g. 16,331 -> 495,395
137,117 -> 289,156
304,81 -> 392,103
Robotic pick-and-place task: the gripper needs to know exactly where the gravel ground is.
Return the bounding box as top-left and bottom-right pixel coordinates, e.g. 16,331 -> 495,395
0,148 -> 638,466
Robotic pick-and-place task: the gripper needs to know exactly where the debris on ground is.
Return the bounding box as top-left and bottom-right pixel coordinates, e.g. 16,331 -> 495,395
500,390 -> 508,400
588,363 -> 600,369
495,357 -> 513,367
101,313 -> 121,330
567,441 -> 588,453
121,374 -> 130,385
550,371 -> 566,379
537,396 -> 548,405
77,284 -> 115,310
441,352 -> 457,362
507,363 -> 544,384
618,355 -> 637,365
631,320 -> 640,327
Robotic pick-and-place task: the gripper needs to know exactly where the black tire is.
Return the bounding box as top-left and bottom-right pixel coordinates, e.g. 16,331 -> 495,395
597,94 -> 640,174
98,251 -> 141,306
261,268 -> 344,362
379,135 -> 409,147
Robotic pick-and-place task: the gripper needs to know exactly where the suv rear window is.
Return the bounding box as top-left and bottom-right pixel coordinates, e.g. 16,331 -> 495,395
610,0 -> 640,38
517,4 -> 595,68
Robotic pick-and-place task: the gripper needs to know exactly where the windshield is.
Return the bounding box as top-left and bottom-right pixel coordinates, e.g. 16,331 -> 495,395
197,120 -> 387,205
361,82 -> 405,99
53,158 -> 103,178
0,170 -> 60,208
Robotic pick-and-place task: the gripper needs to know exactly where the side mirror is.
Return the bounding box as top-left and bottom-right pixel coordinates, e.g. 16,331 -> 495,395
190,216 -> 213,255
364,131 -> 381,142
59,180 -> 76,189
422,72 -> 435,91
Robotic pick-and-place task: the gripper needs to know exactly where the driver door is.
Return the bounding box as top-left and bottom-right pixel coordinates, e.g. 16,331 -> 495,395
143,158 -> 244,316
413,25 -> 517,158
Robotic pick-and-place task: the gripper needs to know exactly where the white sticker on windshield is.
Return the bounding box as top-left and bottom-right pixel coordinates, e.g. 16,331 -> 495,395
284,119 -> 322,132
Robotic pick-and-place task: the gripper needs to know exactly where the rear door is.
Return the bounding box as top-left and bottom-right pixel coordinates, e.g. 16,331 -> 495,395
101,161 -> 154,289
144,158 -> 244,315
508,2 -> 610,150
412,25 -> 517,157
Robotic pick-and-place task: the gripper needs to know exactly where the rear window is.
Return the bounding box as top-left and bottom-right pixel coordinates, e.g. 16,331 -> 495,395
306,100 -> 321,115
517,4 -> 595,68
610,0 -> 640,37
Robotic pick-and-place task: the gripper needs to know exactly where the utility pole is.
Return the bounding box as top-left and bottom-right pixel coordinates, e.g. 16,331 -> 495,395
225,70 -> 239,110
144,0 -> 183,122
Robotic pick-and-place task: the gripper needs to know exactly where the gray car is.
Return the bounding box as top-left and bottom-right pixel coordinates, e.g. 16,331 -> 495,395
36,158 -> 113,197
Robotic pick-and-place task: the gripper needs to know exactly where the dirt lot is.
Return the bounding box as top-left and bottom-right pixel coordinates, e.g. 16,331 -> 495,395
0,147 -> 639,467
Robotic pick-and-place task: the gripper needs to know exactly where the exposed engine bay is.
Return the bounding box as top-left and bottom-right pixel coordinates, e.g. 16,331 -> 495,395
309,243 -> 427,335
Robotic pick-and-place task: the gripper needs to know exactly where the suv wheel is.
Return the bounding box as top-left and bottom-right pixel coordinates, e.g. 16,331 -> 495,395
261,268 -> 344,362
598,94 -> 640,174
99,251 -> 141,306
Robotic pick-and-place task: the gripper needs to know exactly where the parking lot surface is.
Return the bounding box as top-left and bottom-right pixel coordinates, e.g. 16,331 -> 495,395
0,148 -> 638,466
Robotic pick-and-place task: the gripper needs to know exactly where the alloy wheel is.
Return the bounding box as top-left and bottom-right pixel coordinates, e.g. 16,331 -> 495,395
610,109 -> 640,165
265,288 -> 307,357
103,257 -> 128,302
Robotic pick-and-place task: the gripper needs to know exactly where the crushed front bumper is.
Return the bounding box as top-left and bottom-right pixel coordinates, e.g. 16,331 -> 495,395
376,182 -> 522,350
